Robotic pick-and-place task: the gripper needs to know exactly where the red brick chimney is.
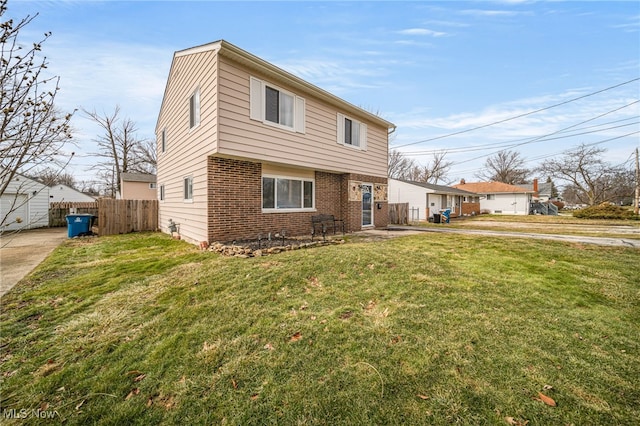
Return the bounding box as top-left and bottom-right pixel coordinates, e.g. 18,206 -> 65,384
533,178 -> 539,197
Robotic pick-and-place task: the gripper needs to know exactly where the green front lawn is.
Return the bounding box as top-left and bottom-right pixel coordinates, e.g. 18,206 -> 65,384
1,232 -> 638,425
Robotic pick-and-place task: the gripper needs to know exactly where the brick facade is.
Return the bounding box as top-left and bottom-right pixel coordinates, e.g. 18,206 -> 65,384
207,157 -> 388,242
461,202 -> 481,216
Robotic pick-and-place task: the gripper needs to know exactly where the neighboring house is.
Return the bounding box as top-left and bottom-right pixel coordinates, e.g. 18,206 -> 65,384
49,184 -> 96,203
452,180 -> 534,215
388,179 -> 480,221
520,179 -> 559,215
119,173 -> 157,200
0,173 -> 50,232
520,178 -> 554,202
156,40 -> 395,244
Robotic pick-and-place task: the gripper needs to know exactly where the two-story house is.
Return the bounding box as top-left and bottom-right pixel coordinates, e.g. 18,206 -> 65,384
156,40 -> 395,244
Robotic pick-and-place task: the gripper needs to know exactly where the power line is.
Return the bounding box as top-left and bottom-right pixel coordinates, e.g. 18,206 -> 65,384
431,100 -> 640,169
393,77 -> 640,149
452,131 -> 640,176
403,116 -> 640,156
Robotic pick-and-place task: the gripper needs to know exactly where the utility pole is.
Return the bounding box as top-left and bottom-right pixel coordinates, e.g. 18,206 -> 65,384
635,147 -> 639,215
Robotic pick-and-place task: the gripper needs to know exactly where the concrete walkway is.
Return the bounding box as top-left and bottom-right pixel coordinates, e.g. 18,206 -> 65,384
0,228 -> 68,297
387,225 -> 640,248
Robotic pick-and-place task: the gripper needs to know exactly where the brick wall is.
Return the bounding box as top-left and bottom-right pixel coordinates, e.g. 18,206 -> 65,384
206,157 -> 388,242
207,157 -> 346,242
461,202 -> 480,216
343,173 -> 388,231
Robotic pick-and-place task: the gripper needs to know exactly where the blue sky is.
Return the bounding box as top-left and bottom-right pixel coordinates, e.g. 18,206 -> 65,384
7,0 -> 640,186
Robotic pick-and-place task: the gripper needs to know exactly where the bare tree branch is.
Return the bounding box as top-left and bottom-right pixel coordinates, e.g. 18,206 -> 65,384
0,0 -> 75,229
83,106 -> 155,197
475,150 -> 530,184
538,143 -> 632,206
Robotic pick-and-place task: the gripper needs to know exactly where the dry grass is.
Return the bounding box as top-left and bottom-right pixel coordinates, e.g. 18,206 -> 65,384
1,231 -> 638,425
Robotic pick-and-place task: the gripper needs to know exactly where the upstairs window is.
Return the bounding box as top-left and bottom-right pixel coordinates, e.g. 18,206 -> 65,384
189,89 -> 200,129
250,77 -> 305,133
337,113 -> 367,149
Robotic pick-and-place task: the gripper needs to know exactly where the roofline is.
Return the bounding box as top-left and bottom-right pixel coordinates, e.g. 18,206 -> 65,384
390,178 -> 478,195
163,40 -> 395,132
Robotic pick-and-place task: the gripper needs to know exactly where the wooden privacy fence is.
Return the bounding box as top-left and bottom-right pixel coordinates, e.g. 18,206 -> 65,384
388,203 -> 409,225
49,201 -> 99,227
98,199 -> 158,236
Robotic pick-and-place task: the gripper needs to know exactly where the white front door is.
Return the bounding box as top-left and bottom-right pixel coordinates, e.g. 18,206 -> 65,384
362,183 -> 373,227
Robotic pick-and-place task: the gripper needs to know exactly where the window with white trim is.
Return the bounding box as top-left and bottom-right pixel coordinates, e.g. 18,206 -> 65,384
337,113 -> 367,149
486,194 -> 495,200
149,183 -> 157,189
160,129 -> 166,153
189,89 -> 200,129
262,176 -> 314,211
184,177 -> 193,201
250,77 -> 305,133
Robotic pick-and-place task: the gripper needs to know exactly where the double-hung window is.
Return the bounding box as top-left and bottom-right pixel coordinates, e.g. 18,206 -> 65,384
262,176 -> 314,211
250,77 -> 305,133
337,113 -> 367,150
189,89 -> 200,129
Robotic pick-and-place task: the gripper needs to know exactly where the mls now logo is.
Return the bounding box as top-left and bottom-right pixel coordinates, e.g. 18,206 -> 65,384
3,408 -> 59,419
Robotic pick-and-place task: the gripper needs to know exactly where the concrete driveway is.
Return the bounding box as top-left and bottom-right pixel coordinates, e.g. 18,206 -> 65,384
0,227 -> 68,297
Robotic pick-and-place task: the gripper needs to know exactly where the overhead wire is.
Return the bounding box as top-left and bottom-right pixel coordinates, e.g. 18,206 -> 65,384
442,99 -> 640,168
402,116 -> 640,156
392,77 -> 640,149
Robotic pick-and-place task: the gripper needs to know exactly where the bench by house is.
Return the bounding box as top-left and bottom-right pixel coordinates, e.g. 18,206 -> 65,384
312,214 -> 345,236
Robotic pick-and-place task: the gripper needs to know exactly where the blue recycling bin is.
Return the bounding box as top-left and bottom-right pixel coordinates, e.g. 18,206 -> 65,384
441,209 -> 451,223
66,214 -> 96,238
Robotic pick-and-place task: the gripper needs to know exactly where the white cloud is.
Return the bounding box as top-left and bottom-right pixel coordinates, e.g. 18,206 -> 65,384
397,28 -> 447,37
460,9 -> 527,17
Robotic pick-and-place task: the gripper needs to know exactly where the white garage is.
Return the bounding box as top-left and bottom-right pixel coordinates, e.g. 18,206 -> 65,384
0,174 -> 50,232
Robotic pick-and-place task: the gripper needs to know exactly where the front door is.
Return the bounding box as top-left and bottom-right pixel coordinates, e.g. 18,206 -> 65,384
362,183 -> 373,227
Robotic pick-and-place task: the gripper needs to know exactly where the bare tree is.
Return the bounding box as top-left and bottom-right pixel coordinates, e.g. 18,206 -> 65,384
388,149 -> 416,179
539,143 -> 631,206
84,106 -> 153,197
1,0 -> 74,228
420,152 -> 453,184
389,150 -> 452,184
476,150 -> 530,184
28,168 -> 76,188
130,137 -> 156,175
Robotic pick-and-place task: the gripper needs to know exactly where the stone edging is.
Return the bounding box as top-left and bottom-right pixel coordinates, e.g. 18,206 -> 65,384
205,239 -> 345,258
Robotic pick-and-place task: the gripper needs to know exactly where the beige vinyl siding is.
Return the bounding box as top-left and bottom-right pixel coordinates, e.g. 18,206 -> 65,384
121,181 -> 157,200
217,57 -> 388,178
156,48 -> 219,243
